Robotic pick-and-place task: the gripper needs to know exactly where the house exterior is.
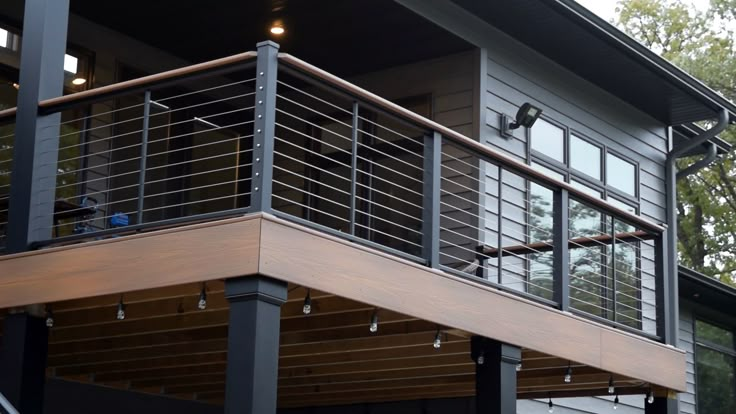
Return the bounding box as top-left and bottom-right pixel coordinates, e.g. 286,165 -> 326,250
0,1 -> 735,413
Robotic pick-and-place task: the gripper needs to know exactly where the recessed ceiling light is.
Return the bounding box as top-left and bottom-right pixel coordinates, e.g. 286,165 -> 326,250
270,20 -> 285,35
71,77 -> 86,85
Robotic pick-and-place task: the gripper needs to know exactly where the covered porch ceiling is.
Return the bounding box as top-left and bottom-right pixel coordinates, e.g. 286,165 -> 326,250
67,0 -> 473,78
0,283 -> 657,408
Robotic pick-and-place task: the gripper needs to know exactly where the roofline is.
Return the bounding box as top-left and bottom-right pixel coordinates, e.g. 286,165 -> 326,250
679,265 -> 736,299
673,123 -> 732,155
554,0 -> 736,125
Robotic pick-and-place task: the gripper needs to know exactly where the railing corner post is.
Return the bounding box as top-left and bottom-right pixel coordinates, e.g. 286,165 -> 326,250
553,188 -> 570,311
422,131 -> 442,268
252,41 -> 280,214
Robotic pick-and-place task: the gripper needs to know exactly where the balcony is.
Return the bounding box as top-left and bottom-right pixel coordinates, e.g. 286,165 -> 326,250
0,44 -> 683,404
0,44 -> 668,340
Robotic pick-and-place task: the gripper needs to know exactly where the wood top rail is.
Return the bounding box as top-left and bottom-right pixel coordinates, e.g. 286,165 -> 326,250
277,53 -> 665,234
0,107 -> 16,121
482,230 -> 653,257
37,51 -> 258,111
0,49 -> 666,234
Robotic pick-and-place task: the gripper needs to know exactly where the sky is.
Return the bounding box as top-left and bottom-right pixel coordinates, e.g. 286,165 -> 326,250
575,0 -> 713,22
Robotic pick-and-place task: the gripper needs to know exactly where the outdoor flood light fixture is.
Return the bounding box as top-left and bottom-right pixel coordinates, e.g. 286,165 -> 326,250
501,102 -> 543,138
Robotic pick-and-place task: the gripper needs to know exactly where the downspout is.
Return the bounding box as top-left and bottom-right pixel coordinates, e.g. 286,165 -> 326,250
664,108 -> 729,345
676,142 -> 718,181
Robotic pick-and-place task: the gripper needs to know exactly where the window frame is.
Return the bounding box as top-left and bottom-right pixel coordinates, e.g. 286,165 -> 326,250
693,316 -> 736,414
527,118 -> 644,329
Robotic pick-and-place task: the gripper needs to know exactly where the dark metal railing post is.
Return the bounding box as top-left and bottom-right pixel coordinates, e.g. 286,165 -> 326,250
610,216 -> 618,322
553,189 -> 570,311
654,228 -> 668,340
422,131 -> 441,268
349,101 -> 359,236
136,90 -> 151,225
251,41 -> 279,213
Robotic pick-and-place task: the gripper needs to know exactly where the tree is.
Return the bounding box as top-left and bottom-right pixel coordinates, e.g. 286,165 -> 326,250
616,0 -> 736,285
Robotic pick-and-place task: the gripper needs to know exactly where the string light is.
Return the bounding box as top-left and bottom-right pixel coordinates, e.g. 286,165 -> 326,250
433,330 -> 442,349
516,363 -> 522,372
548,396 -> 554,413
564,362 -> 572,383
608,375 -> 615,394
476,350 -> 485,365
302,289 -> 312,315
647,389 -> 655,404
116,296 -> 126,320
369,309 -> 378,333
45,306 -> 54,328
198,283 -> 207,310
613,394 -> 619,410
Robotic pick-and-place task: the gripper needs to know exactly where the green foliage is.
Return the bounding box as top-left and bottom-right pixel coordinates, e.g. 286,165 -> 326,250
617,0 -> 736,285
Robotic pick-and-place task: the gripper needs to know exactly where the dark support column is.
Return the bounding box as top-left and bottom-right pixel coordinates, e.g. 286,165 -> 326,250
6,0 -> 70,252
224,276 -> 287,414
471,336 -> 520,414
0,313 -> 49,414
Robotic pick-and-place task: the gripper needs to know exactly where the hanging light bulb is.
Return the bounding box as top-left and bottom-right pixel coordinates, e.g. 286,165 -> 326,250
302,289 -> 312,315
477,350 -> 485,365
516,363 -> 522,372
433,330 -> 442,349
369,309 -> 378,333
116,296 -> 126,320
45,307 -> 54,328
564,363 -> 572,383
198,283 -> 207,310
613,394 -> 619,410
608,375 -> 615,394
646,390 -> 654,404
548,397 -> 554,413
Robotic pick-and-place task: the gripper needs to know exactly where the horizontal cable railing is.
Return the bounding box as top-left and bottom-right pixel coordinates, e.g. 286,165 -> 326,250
22,54 -> 257,245
2,45 -> 667,339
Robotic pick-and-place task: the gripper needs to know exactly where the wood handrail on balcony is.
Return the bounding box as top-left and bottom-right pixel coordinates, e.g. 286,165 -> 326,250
39,51 -> 258,112
482,230 -> 653,258
1,49 -> 664,234
277,53 -> 665,234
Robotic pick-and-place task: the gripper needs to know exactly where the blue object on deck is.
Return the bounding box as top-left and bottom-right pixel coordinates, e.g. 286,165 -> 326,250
110,213 -> 129,227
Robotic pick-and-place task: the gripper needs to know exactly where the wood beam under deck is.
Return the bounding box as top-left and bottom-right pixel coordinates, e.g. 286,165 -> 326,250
0,213 -> 686,405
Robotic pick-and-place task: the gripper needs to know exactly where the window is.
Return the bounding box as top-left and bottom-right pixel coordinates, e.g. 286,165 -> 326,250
570,134 -> 601,180
606,152 -> 636,196
695,319 -> 736,414
531,119 -> 564,163
528,119 -> 643,329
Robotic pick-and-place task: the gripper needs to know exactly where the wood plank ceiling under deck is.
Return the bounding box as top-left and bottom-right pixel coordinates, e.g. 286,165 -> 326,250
0,284 -> 655,408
